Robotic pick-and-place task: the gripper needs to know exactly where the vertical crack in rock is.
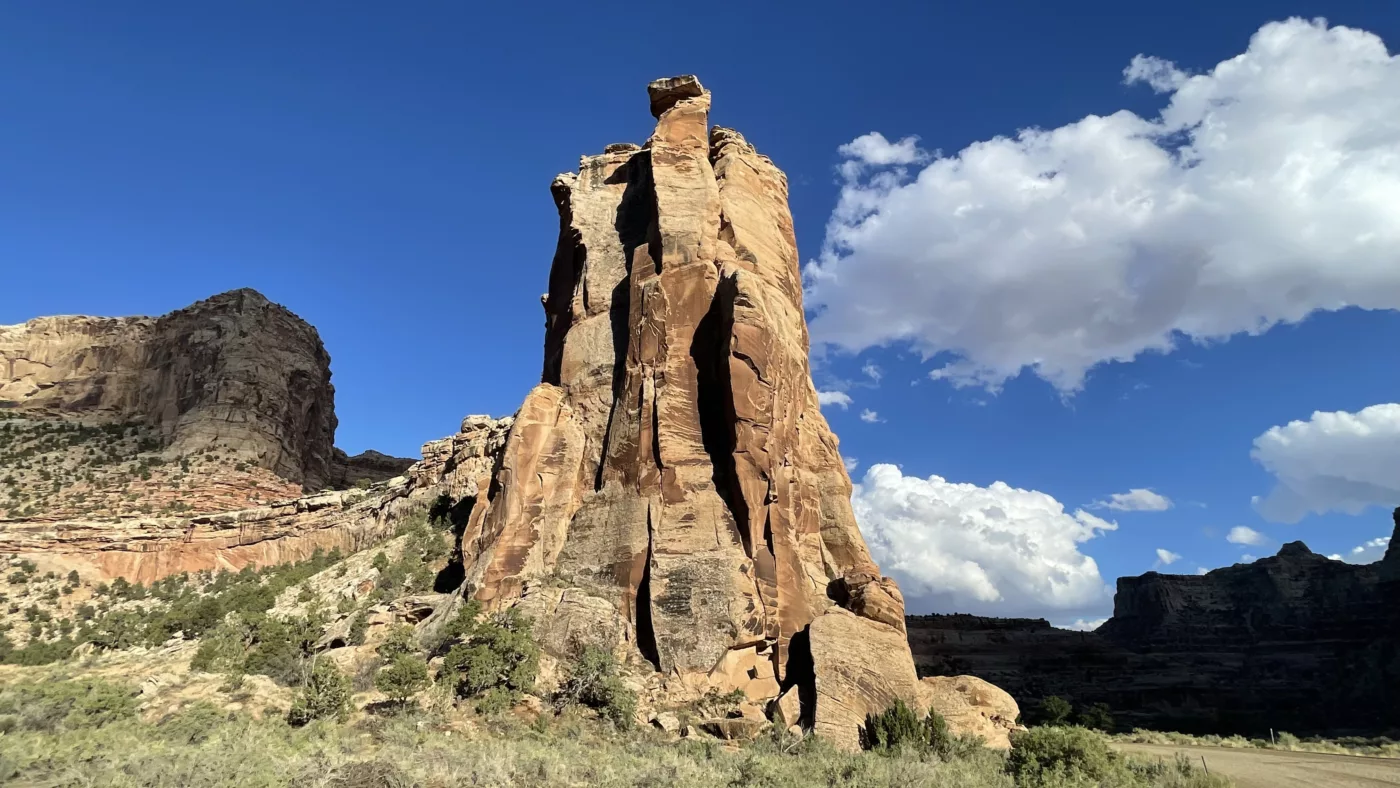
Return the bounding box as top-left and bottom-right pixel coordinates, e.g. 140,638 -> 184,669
636,502 -> 662,671
691,279 -> 749,555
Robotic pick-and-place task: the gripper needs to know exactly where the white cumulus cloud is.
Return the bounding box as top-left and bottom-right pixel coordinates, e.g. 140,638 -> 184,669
1226,525 -> 1270,546
817,390 -> 853,409
1338,536 -> 1392,564
1251,403 -> 1400,522
860,409 -> 883,423
1094,488 -> 1172,512
852,464 -> 1115,618
842,455 -> 860,473
862,361 -> 883,384
1060,618 -> 1108,632
1154,548 -> 1181,566
807,18 -> 1400,393
838,132 -> 926,167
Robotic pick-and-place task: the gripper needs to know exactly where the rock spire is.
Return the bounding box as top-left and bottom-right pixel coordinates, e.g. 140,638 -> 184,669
453,75 -> 925,747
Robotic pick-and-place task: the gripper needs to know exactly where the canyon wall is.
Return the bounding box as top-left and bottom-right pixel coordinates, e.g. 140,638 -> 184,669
0,288 -> 338,489
908,512 -> 1400,735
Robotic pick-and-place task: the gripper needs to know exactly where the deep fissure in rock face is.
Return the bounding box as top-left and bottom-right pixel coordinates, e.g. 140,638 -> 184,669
636,505 -> 662,671
691,284 -> 750,556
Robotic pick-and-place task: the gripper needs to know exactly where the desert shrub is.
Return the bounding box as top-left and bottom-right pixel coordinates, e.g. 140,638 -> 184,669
375,654 -> 430,707
1276,730 -> 1300,748
438,608 -> 538,713
242,615 -> 321,686
376,624 -> 417,660
327,759 -> 412,788
1007,725 -> 1116,784
863,698 -> 927,753
347,612 -> 368,646
1076,701 -> 1114,732
554,646 -> 637,729
1028,695 -> 1074,727
0,677 -> 137,732
189,615 -> 253,673
155,701 -> 231,745
862,700 -> 974,758
287,658 -> 351,725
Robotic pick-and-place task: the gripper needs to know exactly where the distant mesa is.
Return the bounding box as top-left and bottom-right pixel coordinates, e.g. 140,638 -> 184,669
908,505 -> 1400,736
1,288 -> 338,488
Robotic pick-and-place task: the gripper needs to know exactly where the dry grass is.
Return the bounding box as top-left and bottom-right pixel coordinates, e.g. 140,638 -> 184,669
0,673 -> 1231,788
1113,728 -> 1400,759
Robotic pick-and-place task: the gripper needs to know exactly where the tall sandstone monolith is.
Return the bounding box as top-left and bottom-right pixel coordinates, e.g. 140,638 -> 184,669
452,75 -> 923,747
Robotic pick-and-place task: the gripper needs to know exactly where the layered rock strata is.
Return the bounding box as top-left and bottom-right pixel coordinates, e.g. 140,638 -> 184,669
0,414 -> 512,584
446,75 -> 921,748
0,288 -> 338,488
908,510 -> 1400,735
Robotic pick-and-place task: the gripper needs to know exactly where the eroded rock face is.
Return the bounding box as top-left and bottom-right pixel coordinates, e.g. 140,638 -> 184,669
451,75 -> 921,747
907,510 -> 1400,735
917,676 -> 1023,750
0,415 -> 513,584
0,289 -> 338,488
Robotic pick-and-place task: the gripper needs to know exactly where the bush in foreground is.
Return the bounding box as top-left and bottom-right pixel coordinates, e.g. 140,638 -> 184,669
287,659 -> 350,726
1008,726 -> 1116,783
862,699 -> 978,759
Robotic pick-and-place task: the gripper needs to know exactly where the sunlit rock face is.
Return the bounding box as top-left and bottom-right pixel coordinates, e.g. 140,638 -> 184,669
0,288 -> 338,488
452,75 -> 924,749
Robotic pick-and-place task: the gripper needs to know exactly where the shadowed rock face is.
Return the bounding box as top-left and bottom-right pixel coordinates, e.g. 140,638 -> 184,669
0,288 -> 338,489
454,75 -> 921,748
908,510 -> 1400,735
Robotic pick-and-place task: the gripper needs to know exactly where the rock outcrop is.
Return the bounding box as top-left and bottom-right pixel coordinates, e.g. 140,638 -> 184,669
436,75 -> 921,748
908,509 -> 1400,735
917,676 -> 1024,749
0,288 -> 338,489
329,448 -> 417,488
0,415 -> 512,584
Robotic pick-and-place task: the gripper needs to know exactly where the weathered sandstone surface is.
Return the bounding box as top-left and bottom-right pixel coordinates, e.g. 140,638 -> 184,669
0,413 -> 510,584
908,510 -> 1400,735
0,288 -> 338,488
439,74 -> 931,748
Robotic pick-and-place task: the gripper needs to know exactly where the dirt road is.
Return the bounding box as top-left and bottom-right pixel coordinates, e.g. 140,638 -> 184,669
1116,743 -> 1400,788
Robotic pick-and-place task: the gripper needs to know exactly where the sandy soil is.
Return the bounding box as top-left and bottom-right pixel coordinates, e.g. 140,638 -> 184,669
1116,743 -> 1400,788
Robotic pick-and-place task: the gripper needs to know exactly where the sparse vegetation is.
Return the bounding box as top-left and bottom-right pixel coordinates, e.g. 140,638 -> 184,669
863,699 -> 982,759
286,658 -> 351,725
438,604 -> 540,715
554,645 -> 638,729
1113,727 -> 1400,759
0,672 -> 1231,788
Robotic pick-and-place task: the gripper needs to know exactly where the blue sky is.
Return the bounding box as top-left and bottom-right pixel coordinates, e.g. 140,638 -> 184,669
3,2 -> 1399,624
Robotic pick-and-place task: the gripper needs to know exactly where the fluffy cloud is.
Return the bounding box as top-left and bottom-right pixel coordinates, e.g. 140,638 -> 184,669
1060,618 -> 1107,632
852,464 -> 1115,618
1093,488 -> 1172,512
817,390 -> 853,409
1154,548 -> 1181,566
1251,404 -> 1400,522
860,409 -> 883,423
862,361 -> 883,384
1331,536 -> 1392,564
1226,525 -> 1270,546
806,19 -> 1400,392
842,455 -> 860,473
